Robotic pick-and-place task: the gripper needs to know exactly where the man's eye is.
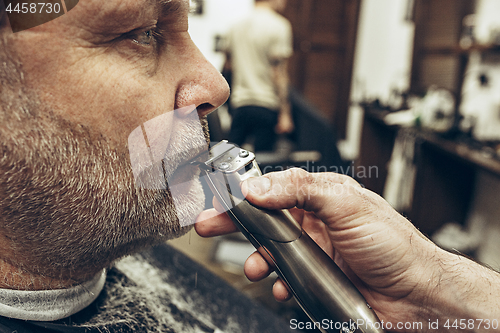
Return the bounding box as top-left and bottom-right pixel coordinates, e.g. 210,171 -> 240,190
133,29 -> 155,46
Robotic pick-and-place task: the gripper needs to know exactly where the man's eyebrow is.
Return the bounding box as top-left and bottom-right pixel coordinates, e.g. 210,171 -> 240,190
156,0 -> 185,19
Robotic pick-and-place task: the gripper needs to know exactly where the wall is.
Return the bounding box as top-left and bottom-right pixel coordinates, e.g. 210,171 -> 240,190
474,0 -> 500,44
459,0 -> 500,142
462,0 -> 500,270
188,0 -> 254,71
338,0 -> 415,160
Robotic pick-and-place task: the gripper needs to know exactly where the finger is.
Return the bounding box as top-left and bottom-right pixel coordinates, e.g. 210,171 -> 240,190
212,196 -> 226,213
244,251 -> 273,282
195,208 -> 238,237
287,207 -> 305,225
241,168 -> 365,225
300,211 -> 334,256
272,278 -> 292,302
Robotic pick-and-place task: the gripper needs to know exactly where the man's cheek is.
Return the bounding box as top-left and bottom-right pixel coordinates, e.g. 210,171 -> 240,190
55,60 -> 156,140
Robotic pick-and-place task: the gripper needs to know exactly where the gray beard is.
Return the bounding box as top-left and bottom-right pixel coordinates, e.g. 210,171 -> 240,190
0,43 -> 209,283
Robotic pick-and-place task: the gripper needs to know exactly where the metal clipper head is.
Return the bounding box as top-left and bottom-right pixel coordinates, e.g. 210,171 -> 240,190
191,140 -> 260,180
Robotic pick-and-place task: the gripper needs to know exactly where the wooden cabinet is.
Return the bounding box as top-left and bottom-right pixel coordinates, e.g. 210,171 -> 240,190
283,0 -> 360,138
358,109 -> 500,236
410,0 -> 475,97
408,134 -> 476,235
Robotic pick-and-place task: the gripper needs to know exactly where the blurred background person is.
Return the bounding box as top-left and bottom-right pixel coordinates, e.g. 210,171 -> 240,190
225,0 -> 294,152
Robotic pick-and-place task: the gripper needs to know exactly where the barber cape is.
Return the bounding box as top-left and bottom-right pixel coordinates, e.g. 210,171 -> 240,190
0,244 -> 294,333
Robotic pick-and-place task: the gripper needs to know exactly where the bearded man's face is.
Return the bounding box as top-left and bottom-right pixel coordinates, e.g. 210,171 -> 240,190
0,0 -> 229,286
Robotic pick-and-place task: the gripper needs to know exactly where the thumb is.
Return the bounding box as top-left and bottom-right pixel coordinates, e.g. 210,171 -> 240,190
241,168 -> 366,229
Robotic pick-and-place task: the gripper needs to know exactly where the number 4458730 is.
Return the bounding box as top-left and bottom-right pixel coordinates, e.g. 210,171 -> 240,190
444,319 -> 499,330
5,3 -> 62,14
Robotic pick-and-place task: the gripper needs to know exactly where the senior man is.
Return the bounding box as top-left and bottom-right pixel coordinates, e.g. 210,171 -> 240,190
3,1 -> 500,333
0,1 -> 301,332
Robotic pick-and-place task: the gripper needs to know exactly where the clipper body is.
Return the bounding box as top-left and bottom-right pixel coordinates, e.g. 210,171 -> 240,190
199,141 -> 385,333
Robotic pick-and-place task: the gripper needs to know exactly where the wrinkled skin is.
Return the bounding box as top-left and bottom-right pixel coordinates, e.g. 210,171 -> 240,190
0,0 -> 229,289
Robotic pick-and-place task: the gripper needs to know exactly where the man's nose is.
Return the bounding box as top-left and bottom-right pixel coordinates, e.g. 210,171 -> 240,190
173,38 -> 230,118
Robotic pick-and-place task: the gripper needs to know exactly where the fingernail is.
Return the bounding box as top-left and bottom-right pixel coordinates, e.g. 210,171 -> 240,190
245,177 -> 271,196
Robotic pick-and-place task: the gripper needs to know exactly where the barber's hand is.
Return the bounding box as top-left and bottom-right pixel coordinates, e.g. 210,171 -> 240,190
195,169 -> 458,325
275,110 -> 294,134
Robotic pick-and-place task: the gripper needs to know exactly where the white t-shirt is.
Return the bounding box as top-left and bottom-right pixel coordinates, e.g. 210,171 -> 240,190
227,7 -> 293,111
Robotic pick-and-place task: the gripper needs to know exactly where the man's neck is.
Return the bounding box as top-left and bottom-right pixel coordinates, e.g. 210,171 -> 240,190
0,258 -> 77,291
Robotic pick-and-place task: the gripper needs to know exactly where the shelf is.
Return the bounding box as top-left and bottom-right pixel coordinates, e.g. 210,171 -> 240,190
363,109 -> 500,179
420,132 -> 500,177
420,44 -> 500,55
359,108 -> 487,235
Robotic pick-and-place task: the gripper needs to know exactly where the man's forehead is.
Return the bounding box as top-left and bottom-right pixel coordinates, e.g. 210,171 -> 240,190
90,0 -> 187,18
68,0 -> 188,34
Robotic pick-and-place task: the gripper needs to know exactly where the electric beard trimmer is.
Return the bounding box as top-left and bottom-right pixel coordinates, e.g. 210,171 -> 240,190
195,141 -> 385,333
